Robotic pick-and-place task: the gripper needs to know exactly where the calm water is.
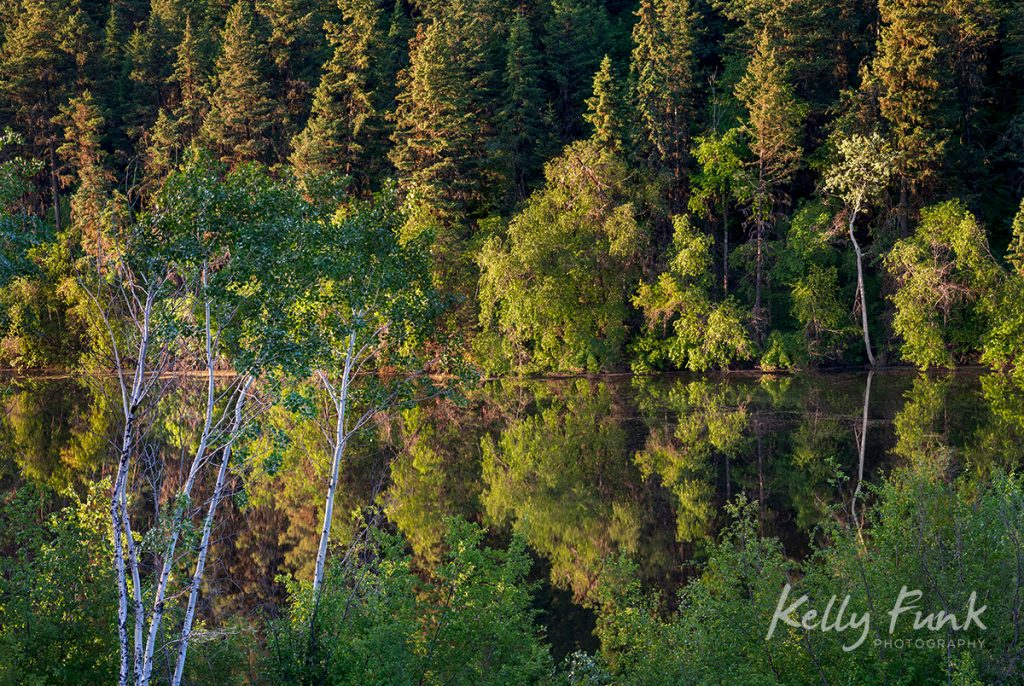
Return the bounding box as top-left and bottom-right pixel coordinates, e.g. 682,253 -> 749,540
3,369 -> 1022,656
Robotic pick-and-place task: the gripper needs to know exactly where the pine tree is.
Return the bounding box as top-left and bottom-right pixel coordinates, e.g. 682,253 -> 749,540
735,32 -> 806,337
544,0 -> 611,142
584,56 -> 625,153
630,0 -> 696,207
98,3 -> 130,154
871,0 -> 957,229
714,0 -> 854,109
256,0 -> 331,141
385,0 -> 413,97
499,12 -> 550,202
169,15 -> 210,142
390,14 -> 496,249
0,0 -> 90,231
56,90 -> 113,256
200,1 -> 276,166
290,0 -> 389,195
124,8 -> 177,148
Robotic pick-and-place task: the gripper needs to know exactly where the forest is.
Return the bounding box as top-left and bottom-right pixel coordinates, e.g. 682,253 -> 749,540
1,0 -> 1024,374
5,0 -> 1024,685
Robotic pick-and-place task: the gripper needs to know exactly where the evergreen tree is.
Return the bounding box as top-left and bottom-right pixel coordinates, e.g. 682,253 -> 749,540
201,1 -> 277,166
256,0 -> 331,142
124,12 -> 174,149
584,56 -> 626,153
630,0 -> 697,208
714,0 -> 855,110
544,0 -> 611,142
734,32 -> 806,338
169,15 -> 211,141
870,0 -> 957,229
56,91 -> 113,256
290,0 -> 389,196
390,7 -> 502,291
385,0 -> 413,96
0,0 -> 90,231
499,11 -> 550,203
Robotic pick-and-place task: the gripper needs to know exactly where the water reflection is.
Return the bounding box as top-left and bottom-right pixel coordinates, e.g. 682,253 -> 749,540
3,369 -> 1022,631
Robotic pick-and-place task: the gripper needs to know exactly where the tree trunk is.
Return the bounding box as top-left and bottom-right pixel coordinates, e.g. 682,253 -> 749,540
140,274 -> 215,686
171,376 -> 254,686
311,330 -> 358,602
112,413 -> 133,686
849,201 -> 876,366
722,195 -> 729,296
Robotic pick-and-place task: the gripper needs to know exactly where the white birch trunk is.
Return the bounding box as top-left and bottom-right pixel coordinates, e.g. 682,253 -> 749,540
849,198 -> 876,366
170,376 -> 254,686
111,288 -> 156,686
140,270 -> 215,686
311,330 -> 357,602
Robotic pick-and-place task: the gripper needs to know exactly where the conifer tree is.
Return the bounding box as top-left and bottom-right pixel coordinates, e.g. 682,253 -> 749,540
390,10 -> 499,291
499,12 -> 550,202
169,15 -> 210,141
584,56 -> 625,153
124,13 -> 174,148
256,0 -> 331,141
870,0 -> 957,229
56,91 -> 113,256
0,0 -> 90,230
385,0 -> 413,94
735,33 -> 806,337
290,0 -> 389,195
544,0 -> 611,141
201,1 -> 276,166
630,0 -> 696,208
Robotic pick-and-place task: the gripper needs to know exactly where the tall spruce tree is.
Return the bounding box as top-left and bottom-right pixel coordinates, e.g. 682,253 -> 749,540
544,0 -> 611,142
735,32 -> 806,338
0,0 -> 90,230
630,0 -> 696,208
870,0 -> 957,230
390,8 -> 502,292
584,56 -> 626,153
57,90 -> 112,256
201,1 -> 276,166
499,11 -> 550,203
290,0 -> 389,195
256,0 -> 331,142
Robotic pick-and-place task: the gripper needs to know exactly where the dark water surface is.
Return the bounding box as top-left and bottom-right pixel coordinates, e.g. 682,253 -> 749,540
3,369 -> 1022,657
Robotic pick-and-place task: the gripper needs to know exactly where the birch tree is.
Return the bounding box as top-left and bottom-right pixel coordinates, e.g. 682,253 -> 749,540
824,133 -> 896,366
80,191 -> 187,686
298,186 -> 442,607
83,152 -> 314,686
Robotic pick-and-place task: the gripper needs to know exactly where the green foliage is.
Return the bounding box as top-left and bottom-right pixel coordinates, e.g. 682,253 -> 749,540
290,0 -> 391,197
499,11 -> 551,203
632,215 -> 752,372
478,140 -> 653,372
481,380 -> 644,601
265,516 -> 555,685
0,130 -> 46,290
886,200 -> 1001,368
630,0 -> 695,203
584,56 -> 625,153
201,1 -> 277,166
593,463 -> 1024,684
0,482 -> 117,685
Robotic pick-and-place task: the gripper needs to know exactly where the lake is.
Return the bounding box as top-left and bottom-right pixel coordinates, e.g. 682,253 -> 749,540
2,368 -> 1021,658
